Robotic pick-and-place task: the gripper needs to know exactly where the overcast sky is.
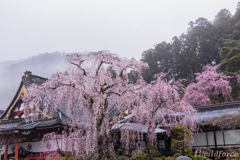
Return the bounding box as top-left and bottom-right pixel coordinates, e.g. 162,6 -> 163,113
0,0 -> 239,62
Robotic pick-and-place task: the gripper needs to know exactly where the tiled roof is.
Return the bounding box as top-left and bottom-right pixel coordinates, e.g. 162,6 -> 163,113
22,71 -> 47,88
17,121 -> 41,130
111,123 -> 166,133
38,103 -> 68,125
36,118 -> 60,127
194,100 -> 240,111
197,108 -> 239,122
194,101 -> 240,122
0,118 -> 62,131
0,121 -> 23,131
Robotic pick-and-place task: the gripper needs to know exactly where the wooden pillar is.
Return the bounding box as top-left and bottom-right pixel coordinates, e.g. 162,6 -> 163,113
15,142 -> 19,160
4,144 -> 8,160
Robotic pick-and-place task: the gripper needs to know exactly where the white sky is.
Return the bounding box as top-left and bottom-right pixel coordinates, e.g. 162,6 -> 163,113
0,0 -> 239,61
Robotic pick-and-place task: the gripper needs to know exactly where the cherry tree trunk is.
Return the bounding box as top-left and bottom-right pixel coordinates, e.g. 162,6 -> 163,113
96,106 -> 112,159
146,122 -> 154,160
97,134 -> 111,159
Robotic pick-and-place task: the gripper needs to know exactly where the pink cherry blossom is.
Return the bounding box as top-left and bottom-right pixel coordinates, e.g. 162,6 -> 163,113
23,51 -> 197,159
183,64 -> 232,106
23,51 -> 148,159
133,72 -> 198,157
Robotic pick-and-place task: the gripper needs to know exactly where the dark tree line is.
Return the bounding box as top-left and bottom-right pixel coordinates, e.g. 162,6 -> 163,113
138,2 -> 240,100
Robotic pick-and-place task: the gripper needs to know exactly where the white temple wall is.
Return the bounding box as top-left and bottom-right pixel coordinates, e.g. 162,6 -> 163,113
1,138 -> 76,155
192,129 -> 240,149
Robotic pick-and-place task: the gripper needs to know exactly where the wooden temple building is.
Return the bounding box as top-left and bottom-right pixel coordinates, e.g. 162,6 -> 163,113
114,101 -> 240,156
0,71 -> 66,160
157,101 -> 240,156
192,101 -> 240,150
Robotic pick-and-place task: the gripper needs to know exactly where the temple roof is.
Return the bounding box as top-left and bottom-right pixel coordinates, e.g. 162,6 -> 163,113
0,71 -> 47,119
0,110 -> 4,118
0,118 -> 63,132
194,101 -> 240,122
111,123 -> 166,133
21,70 -> 47,88
0,71 -> 69,131
194,100 -> 240,111
196,108 -> 238,122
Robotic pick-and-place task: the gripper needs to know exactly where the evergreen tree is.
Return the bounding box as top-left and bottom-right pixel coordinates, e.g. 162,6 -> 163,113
141,2 -> 240,92
220,39 -> 240,75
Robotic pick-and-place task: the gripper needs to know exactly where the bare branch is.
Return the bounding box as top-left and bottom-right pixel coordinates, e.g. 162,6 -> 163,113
96,60 -> 103,76
68,59 -> 87,76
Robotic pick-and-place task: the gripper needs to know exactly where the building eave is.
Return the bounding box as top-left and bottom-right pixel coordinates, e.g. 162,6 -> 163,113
194,100 -> 240,112
0,82 -> 25,119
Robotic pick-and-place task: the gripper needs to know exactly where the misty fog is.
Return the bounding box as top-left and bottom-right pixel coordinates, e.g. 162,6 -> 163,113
0,52 -> 83,110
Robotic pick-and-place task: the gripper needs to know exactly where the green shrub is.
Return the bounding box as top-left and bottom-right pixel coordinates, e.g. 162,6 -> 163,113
131,147 -> 148,160
171,125 -> 193,156
171,126 -> 213,160
130,145 -> 161,160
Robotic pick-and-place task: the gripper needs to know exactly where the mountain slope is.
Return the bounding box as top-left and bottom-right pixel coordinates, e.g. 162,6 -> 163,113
0,52 -> 79,110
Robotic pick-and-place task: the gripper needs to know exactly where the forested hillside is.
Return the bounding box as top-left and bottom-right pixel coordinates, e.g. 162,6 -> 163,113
141,3 -> 240,84
0,52 -> 74,110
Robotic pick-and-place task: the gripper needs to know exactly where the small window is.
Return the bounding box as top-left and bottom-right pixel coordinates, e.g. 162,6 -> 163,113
159,140 -> 165,149
207,131 -> 215,148
216,131 -> 224,148
193,132 -> 207,147
224,129 -> 240,145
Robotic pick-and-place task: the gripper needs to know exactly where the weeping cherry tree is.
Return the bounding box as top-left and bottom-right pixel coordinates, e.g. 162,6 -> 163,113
23,51 -> 148,159
135,72 -> 198,158
183,64 -> 232,106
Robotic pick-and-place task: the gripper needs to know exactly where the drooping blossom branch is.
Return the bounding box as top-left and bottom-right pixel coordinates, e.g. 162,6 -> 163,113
183,64 -> 232,106
23,51 -> 148,159
134,72 -> 198,158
